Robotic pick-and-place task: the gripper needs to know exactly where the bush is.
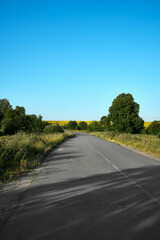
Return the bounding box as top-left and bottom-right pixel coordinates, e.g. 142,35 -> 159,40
87,121 -> 104,132
66,121 -> 78,130
100,116 -> 111,130
158,132 -> 160,139
146,121 -> 160,135
78,121 -> 88,130
43,124 -> 64,134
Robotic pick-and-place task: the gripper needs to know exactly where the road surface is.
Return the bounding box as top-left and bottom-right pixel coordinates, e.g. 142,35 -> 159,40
1,133 -> 160,240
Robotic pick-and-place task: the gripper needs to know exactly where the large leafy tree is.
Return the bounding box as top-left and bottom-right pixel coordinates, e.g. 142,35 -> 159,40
108,93 -> 144,133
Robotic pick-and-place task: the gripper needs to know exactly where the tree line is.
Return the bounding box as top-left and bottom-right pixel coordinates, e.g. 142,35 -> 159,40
0,93 -> 160,136
65,93 -> 160,136
0,99 -> 48,135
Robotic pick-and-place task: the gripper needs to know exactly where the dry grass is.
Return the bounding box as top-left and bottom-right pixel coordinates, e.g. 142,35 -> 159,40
90,131 -> 160,158
0,132 -> 74,184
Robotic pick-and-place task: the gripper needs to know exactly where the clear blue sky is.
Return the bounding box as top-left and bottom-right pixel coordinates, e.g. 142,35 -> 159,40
0,0 -> 160,121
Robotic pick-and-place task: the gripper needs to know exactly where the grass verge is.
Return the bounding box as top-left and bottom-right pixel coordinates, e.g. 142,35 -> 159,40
0,132 -> 74,184
90,131 -> 160,159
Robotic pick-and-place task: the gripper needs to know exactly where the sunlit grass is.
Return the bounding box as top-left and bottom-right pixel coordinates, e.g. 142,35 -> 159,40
0,132 -> 74,184
90,131 -> 160,158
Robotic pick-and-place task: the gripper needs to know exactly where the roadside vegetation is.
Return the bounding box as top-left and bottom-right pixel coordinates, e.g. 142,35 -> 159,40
57,93 -> 160,159
0,132 -> 73,184
90,131 -> 160,158
0,93 -> 159,184
0,99 -> 74,184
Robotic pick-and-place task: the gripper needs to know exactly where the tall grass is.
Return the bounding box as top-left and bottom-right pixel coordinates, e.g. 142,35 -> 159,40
0,132 -> 74,184
91,131 -> 160,158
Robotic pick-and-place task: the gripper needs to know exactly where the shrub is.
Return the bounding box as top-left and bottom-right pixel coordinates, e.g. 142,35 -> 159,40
43,124 -> 64,134
78,121 -> 88,130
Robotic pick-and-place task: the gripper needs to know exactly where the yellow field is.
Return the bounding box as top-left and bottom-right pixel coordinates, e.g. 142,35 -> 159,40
45,121 -> 152,128
44,121 -> 93,126
144,122 -> 152,128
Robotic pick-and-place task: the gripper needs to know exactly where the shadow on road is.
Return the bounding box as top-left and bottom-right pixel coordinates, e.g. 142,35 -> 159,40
1,164 -> 160,240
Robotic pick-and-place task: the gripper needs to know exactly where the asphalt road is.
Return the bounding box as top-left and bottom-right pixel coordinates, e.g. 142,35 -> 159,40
1,133 -> 160,240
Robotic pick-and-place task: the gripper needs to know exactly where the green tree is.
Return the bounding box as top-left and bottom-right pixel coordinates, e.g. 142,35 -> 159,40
78,121 -> 88,130
66,121 -> 78,130
25,114 -> 44,133
100,116 -> 111,130
146,121 -> 160,135
0,111 -> 3,126
1,109 -> 19,134
15,106 -> 27,132
108,93 -> 144,133
0,99 -> 12,114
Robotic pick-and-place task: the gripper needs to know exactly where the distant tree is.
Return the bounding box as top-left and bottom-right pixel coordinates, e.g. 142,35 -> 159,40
78,121 -> 88,130
0,99 -> 12,114
146,121 -> 160,135
66,121 -> 78,130
108,93 -> 144,133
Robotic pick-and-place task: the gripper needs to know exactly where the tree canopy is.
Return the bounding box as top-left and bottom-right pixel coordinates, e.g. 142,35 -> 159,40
0,98 -> 46,135
108,93 -> 144,133
146,121 -> 160,135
